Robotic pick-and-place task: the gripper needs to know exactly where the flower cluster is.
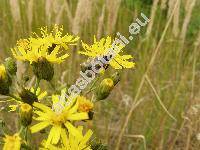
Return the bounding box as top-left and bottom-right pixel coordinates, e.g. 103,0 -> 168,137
0,25 -> 134,149
79,36 -> 135,69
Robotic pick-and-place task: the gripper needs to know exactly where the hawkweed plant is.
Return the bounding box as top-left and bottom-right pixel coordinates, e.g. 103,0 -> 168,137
0,25 -> 135,150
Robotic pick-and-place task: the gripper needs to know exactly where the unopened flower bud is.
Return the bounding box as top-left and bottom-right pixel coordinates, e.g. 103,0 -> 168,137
32,57 -> 54,81
0,65 -> 12,95
19,103 -> 33,126
77,96 -> 94,113
4,57 -> 17,75
0,65 -> 6,80
19,88 -> 38,105
95,78 -> 114,100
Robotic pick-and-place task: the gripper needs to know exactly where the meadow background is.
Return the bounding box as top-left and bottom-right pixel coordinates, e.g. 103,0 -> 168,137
0,0 -> 200,149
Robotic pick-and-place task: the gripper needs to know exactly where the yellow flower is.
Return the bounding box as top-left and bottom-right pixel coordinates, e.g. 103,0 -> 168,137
79,36 -> 135,69
37,25 -> 79,50
77,96 -> 94,113
51,90 -> 94,113
3,133 -> 22,150
41,126 -> 93,150
11,25 -> 79,64
0,65 -> 6,80
66,126 -> 93,150
30,97 -> 89,147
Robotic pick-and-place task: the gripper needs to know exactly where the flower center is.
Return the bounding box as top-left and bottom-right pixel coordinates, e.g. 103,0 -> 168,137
79,103 -> 93,112
51,114 -> 66,125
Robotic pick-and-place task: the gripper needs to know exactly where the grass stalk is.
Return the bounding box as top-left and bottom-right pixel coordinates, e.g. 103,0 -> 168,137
115,1 -> 180,149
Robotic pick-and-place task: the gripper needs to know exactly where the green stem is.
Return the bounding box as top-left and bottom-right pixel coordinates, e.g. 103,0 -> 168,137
34,78 -> 40,94
24,127 -> 28,142
85,77 -> 100,94
8,94 -> 22,102
86,87 -> 97,95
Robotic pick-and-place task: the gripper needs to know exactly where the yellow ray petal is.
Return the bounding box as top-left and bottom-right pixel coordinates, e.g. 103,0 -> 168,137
61,128 -> 68,147
45,127 -> 54,148
38,91 -> 47,100
67,113 -> 89,121
51,126 -> 61,144
64,122 -> 82,139
33,102 -> 53,114
30,121 -> 50,133
80,129 -> 93,146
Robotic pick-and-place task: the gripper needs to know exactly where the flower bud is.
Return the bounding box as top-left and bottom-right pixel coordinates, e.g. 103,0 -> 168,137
0,65 -> 6,80
32,57 -> 54,81
19,88 -> 38,105
19,103 -> 33,126
111,72 -> 121,85
95,78 -> 114,100
0,65 -> 12,95
4,57 -> 17,75
77,96 -> 94,113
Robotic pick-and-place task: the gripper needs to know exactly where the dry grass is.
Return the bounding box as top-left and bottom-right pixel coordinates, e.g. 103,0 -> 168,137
146,0 -> 159,36
180,0 -> 197,45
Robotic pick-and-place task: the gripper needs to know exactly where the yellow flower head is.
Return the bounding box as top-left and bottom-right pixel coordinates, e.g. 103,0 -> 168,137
30,95 -> 89,147
0,64 -> 6,80
41,126 -> 93,150
64,126 -> 93,150
11,25 -> 79,64
3,133 -> 21,150
77,96 -> 94,113
79,36 -> 135,69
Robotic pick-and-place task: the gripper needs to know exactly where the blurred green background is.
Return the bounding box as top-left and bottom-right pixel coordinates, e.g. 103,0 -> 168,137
0,0 -> 200,149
